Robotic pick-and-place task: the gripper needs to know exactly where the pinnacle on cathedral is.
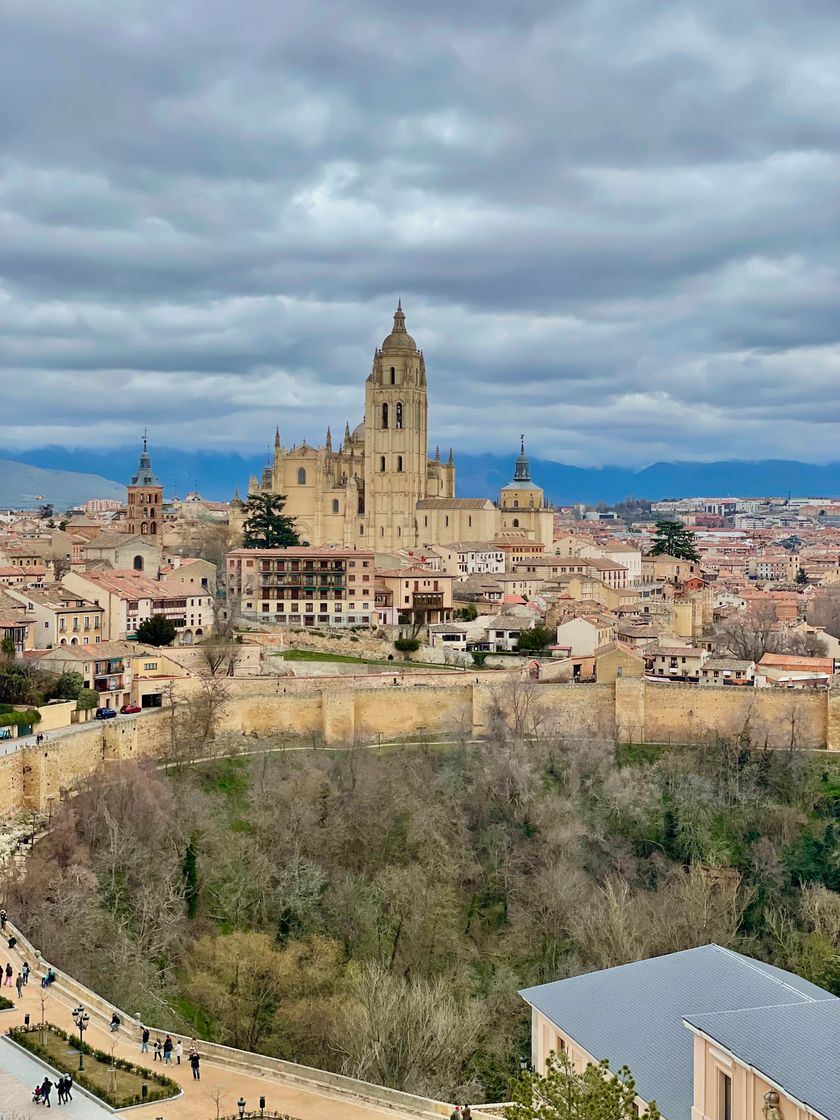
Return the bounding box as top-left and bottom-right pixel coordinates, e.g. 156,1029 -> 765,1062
131,430 -> 162,487
380,299 -> 418,352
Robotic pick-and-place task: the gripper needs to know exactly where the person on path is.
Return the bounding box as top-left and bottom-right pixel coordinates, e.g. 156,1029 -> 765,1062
189,1036 -> 197,1055
64,1073 -> 73,1102
40,1077 -> 53,1108
163,1034 -> 173,1064
450,1108 -> 462,1120
3,961 -> 12,986
0,908 -> 6,930
174,1040 -> 183,1065
153,1038 -> 162,1062
141,1026 -> 150,1053
110,1012 -> 121,1033
189,1050 -> 200,1080
462,1108 -> 472,1120
22,961 -> 30,985
15,972 -> 23,997
56,1076 -> 66,1105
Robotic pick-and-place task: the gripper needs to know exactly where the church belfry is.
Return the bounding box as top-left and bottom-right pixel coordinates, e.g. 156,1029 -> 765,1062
126,431 -> 164,539
363,302 -> 430,549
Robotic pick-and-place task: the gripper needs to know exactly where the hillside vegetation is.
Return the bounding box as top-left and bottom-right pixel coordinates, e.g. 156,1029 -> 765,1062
5,725 -> 840,1103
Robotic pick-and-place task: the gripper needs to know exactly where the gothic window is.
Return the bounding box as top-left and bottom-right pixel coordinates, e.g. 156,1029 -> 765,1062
397,456 -> 403,472
150,521 -> 157,534
390,367 -> 396,384
332,499 -> 340,513
380,456 -> 386,472
133,556 -> 144,571
382,403 -> 389,429
140,523 -> 148,535
395,402 -> 403,429
298,468 -> 306,485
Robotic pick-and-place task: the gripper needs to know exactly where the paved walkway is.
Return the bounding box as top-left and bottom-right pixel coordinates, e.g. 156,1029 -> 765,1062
0,1033 -> 112,1118
0,942 -> 423,1120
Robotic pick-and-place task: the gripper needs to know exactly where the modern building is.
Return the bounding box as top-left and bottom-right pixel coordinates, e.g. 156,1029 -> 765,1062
521,944 -> 839,1120
226,547 -> 375,627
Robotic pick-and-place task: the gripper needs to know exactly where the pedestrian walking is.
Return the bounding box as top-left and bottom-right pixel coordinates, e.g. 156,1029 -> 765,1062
188,1036 -> 198,1057
15,972 -> 23,997
153,1038 -> 162,1062
56,1076 -> 66,1105
189,1050 -> 200,1080
174,1040 -> 183,1065
40,1077 -> 53,1108
141,1026 -> 150,1053
450,1107 -> 462,1120
163,1034 -> 173,1064
3,961 -> 12,986
0,908 -> 6,930
64,1073 -> 73,1102
22,961 -> 30,985
462,1107 -> 472,1120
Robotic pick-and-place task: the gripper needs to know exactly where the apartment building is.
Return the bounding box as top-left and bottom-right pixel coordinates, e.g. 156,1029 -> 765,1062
4,585 -> 105,646
63,569 -> 213,643
226,547 -> 375,627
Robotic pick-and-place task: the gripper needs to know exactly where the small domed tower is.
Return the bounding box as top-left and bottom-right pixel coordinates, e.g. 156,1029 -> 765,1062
126,432 -> 164,539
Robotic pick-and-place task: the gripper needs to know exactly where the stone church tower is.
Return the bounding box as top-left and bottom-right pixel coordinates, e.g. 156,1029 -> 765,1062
364,301 -> 429,549
126,433 -> 163,540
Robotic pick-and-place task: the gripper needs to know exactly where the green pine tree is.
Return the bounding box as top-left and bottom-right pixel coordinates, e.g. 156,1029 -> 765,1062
182,837 -> 200,919
506,1051 -> 660,1120
648,519 -> 700,562
241,493 -> 301,549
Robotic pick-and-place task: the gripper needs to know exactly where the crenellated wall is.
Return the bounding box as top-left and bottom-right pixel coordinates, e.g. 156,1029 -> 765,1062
1,676 -> 838,817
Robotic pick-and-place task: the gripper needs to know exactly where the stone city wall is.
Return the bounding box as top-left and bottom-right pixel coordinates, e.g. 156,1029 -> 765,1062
1,676 -> 839,816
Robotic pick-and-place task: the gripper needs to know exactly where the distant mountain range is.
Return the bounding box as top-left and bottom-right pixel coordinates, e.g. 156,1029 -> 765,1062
0,458 -> 126,510
7,447 -> 840,509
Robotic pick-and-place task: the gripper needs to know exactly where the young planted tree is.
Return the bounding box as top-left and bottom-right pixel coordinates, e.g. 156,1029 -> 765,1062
241,493 -> 301,549
648,519 -> 700,562
136,614 -> 177,647
506,1051 -> 660,1120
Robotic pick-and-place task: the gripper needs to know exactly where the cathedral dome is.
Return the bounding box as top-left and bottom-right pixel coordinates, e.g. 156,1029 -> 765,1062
381,301 -> 417,352
351,422 -> 365,442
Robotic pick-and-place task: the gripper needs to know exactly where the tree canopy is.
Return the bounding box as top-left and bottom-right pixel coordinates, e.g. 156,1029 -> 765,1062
136,614 -> 177,647
648,519 -> 700,562
241,492 -> 301,549
517,623 -> 554,653
507,1052 -> 660,1120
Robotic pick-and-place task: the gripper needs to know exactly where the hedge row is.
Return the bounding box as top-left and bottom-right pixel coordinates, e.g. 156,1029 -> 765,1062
8,1024 -> 180,1108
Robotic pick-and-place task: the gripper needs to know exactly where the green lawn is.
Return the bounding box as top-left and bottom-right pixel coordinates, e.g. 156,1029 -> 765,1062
10,1025 -> 179,1109
276,649 -> 459,670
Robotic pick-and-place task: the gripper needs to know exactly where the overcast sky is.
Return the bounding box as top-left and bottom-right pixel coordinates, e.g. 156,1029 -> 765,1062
3,0 -> 839,467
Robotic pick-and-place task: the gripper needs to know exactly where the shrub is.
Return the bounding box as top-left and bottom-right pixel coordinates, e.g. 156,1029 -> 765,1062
0,994 -> 13,1009
471,651 -> 488,667
394,638 -> 420,653
0,708 -> 41,729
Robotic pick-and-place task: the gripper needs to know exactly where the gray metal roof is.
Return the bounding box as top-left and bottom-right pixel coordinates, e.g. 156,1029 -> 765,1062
519,944 -> 832,1120
685,998 -> 840,1120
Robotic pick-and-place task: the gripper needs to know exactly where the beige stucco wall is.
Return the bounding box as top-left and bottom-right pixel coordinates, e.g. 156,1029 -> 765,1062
691,1033 -> 819,1120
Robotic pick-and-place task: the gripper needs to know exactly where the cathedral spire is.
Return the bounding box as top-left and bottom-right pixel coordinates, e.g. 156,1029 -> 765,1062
392,300 -> 407,334
131,431 -> 161,487
513,434 -> 532,482
325,425 -> 332,452
448,447 -> 453,465
275,426 -> 281,449
344,420 -> 351,444
435,445 -> 440,462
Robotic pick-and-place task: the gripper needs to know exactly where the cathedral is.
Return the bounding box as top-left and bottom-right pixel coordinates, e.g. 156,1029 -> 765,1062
244,304 -> 553,551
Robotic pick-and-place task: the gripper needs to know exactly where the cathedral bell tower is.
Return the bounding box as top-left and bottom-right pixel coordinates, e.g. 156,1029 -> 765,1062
363,302 -> 428,549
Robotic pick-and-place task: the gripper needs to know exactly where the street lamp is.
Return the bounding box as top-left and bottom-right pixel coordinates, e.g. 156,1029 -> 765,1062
72,1005 -> 90,1071
238,1098 -> 247,1120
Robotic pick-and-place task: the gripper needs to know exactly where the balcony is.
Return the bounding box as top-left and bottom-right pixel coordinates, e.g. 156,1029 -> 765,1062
412,593 -> 444,609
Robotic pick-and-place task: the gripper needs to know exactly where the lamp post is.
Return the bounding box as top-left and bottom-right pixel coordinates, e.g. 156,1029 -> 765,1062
238,1098 -> 247,1119
72,1005 -> 90,1071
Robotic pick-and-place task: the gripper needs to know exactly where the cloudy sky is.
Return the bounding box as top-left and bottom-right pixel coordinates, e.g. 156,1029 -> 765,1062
3,0 -> 840,467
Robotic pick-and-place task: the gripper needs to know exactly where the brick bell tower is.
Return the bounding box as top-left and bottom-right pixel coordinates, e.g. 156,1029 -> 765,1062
126,430 -> 164,539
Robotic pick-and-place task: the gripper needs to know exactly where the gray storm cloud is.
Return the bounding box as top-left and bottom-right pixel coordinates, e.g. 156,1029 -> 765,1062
2,0 -> 839,466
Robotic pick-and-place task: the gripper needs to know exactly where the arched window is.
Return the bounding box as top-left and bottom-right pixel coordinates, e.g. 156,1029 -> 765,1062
140,523 -> 148,535
513,499 -> 519,508
150,522 -> 157,535
297,468 -> 306,485
390,367 -> 396,385
397,455 -> 403,472
133,555 -> 144,571
382,403 -> 389,429
513,518 -> 520,528
395,402 -> 403,429
332,499 -> 340,513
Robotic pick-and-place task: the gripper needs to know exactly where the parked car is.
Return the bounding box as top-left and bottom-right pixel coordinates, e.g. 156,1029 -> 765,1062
94,707 -> 118,720
120,703 -> 141,714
